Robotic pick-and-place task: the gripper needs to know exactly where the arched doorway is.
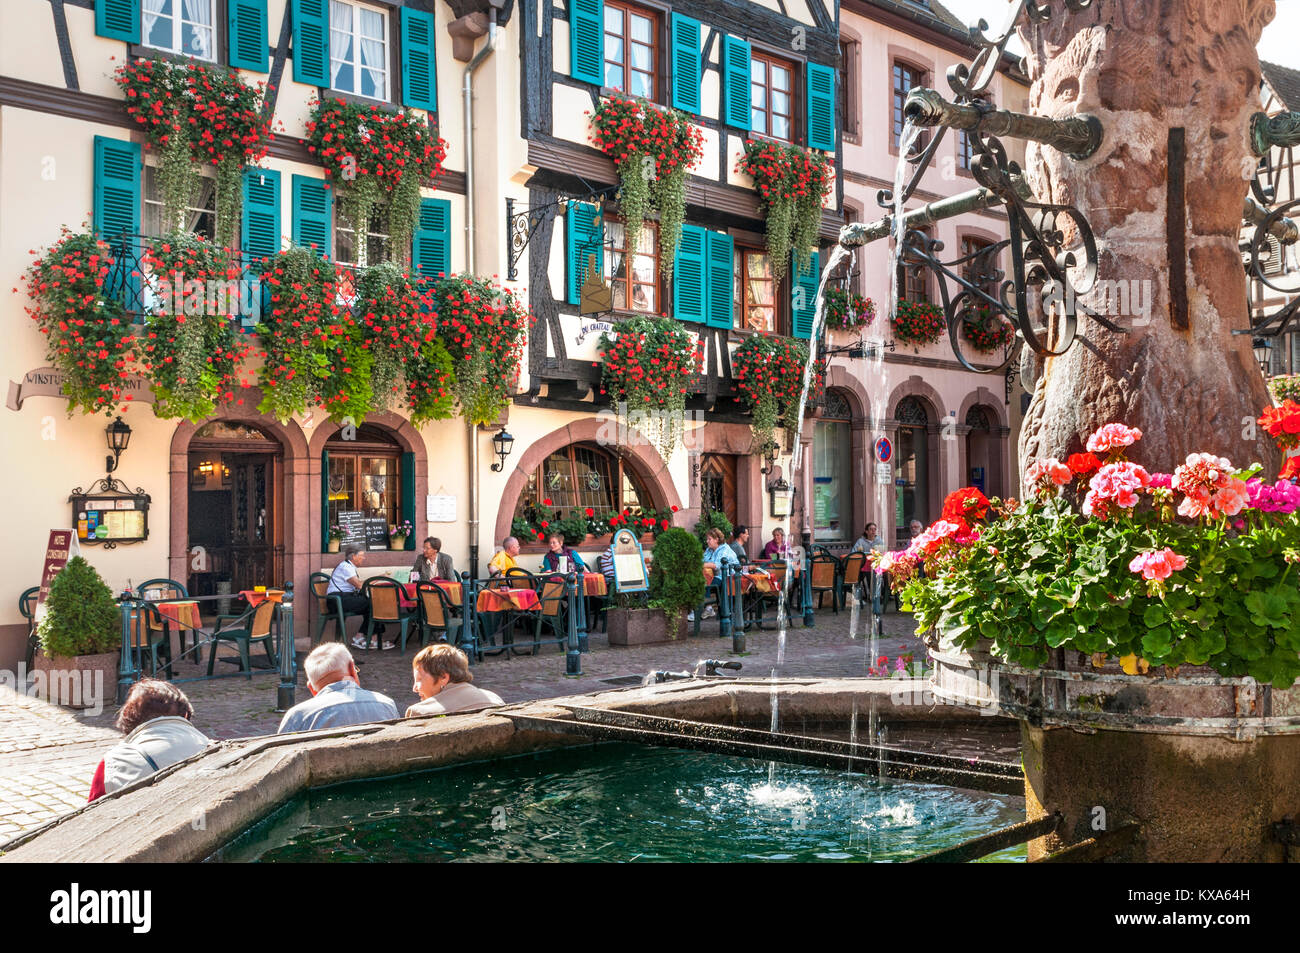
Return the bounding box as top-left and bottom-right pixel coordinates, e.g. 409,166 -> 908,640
813,389 -> 854,543
895,396 -> 932,544
186,421 -> 285,596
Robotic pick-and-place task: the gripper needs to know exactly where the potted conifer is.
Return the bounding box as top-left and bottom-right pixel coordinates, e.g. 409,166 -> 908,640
34,556 -> 121,709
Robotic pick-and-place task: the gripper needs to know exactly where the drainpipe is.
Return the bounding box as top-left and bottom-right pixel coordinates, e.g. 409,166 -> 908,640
463,11 -> 498,581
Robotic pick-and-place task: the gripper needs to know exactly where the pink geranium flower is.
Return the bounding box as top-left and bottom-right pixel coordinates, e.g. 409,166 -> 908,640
1128,548 -> 1187,581
1083,461 -> 1151,518
1086,423 -> 1143,454
1025,457 -> 1072,491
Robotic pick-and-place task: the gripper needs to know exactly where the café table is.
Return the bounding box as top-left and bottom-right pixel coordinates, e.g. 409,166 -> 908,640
239,589 -> 284,607
143,598 -> 203,666
398,579 -> 463,611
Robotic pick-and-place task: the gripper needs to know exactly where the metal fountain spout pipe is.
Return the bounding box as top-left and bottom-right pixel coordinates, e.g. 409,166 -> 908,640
903,87 -> 1103,161
1243,194 -> 1300,246
838,174 -> 1033,248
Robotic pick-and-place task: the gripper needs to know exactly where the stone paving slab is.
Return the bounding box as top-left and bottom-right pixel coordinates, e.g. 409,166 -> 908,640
0,609 -> 927,842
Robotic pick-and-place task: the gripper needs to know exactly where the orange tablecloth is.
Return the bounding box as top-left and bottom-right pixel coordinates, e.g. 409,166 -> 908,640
146,600 -> 201,631
582,572 -> 608,597
401,580 -> 463,609
239,589 -> 284,607
476,588 -> 541,613
702,567 -> 773,592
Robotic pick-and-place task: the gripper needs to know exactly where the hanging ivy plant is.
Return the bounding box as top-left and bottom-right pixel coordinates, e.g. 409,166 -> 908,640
590,96 -> 703,282
255,247 -> 347,421
432,274 -> 531,425
598,315 -> 702,458
738,140 -> 834,283
354,262 -> 434,409
139,234 -> 251,421
115,59 -> 272,246
306,99 -> 447,265
732,333 -> 810,453
22,229 -> 136,416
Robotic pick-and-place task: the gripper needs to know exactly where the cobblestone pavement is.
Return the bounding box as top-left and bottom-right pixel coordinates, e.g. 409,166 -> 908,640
0,607 -> 926,842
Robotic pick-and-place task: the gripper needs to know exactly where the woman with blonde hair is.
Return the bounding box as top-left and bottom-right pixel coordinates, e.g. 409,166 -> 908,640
406,644 -> 505,716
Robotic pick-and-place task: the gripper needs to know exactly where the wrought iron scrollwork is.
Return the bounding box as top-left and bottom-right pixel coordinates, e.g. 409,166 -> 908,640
505,184 -> 618,281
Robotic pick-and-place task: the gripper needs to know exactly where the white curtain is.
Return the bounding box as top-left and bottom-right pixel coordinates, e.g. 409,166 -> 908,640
182,0 -> 213,58
142,0 -> 168,47
331,1 -> 353,90
359,14 -> 386,98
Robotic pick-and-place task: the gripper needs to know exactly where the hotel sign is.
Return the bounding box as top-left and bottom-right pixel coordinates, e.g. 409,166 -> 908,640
7,367 -> 155,411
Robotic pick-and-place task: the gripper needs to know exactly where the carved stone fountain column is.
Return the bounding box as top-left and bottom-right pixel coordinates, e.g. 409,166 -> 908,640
1017,0 -> 1279,478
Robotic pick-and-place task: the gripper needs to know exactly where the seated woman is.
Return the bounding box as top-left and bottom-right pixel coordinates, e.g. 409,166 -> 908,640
88,680 -> 210,802
406,644 -> 505,716
540,532 -> 586,574
703,527 -> 741,573
762,526 -> 790,560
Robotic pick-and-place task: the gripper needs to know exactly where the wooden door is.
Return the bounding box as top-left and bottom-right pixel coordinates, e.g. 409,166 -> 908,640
700,453 -> 738,525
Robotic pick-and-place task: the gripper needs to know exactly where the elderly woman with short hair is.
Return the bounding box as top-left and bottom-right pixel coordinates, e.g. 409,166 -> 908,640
406,644 -> 504,716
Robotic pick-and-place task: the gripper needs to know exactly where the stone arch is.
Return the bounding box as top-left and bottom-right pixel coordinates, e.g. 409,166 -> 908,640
885,376 -> 948,540
820,366 -> 874,536
492,417 -> 684,550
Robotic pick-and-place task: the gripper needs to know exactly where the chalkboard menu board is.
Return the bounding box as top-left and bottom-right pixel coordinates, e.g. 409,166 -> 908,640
365,518 -> 390,550
336,511 -> 367,547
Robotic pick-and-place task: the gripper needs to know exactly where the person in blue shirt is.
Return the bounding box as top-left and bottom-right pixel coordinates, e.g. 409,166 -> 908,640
703,527 -> 740,571
277,644 -> 399,734
541,532 -> 586,574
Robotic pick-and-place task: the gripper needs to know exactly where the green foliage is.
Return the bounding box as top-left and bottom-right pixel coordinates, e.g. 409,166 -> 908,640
1269,374 -> 1300,404
694,509 -> 733,548
38,557 -> 120,657
551,513 -> 590,548
432,274 -> 529,426
649,527 -> 706,630
902,495 -> 1300,689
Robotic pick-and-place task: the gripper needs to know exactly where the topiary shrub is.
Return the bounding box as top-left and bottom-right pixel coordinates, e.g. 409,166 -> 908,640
38,556 -> 120,657
693,509 -> 733,548
649,527 -> 705,633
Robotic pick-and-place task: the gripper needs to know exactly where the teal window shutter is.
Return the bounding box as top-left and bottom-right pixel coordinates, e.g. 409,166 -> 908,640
401,451 -> 416,551
292,0 -> 330,87
321,450 -> 331,551
228,0 -> 269,72
96,0 -> 140,42
242,167 -> 281,262
291,174 -> 333,256
670,14 -> 701,114
93,135 -> 142,316
93,135 -> 141,242
791,251 -> 820,339
413,197 -> 451,279
705,230 -> 734,328
566,201 -> 603,305
673,224 -> 706,323
400,7 -> 437,112
722,36 -> 751,130
569,0 -> 604,86
806,62 -> 836,151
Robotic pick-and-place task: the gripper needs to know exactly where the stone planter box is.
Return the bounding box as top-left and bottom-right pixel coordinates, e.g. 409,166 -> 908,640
32,648 -> 117,710
606,607 -> 688,645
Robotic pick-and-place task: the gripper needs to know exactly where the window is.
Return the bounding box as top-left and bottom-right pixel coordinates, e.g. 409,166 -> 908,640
892,60 -> 929,154
331,0 -> 390,101
961,236 -> 999,301
895,396 -> 931,545
144,166 -> 216,240
751,51 -> 794,142
606,219 -> 659,314
334,206 -> 391,304
899,227 -> 931,304
734,246 -> 783,334
514,444 -> 652,534
325,425 -> 402,533
958,129 -> 973,170
603,1 -> 657,100
142,0 -> 216,61
839,39 -> 860,142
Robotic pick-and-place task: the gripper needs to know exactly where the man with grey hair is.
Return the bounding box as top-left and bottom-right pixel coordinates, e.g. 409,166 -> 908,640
488,535 -> 521,577
277,643 -> 399,733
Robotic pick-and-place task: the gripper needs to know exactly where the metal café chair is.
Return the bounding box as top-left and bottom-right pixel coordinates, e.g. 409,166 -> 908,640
839,551 -> 867,610
809,552 -> 840,614
137,577 -> 196,661
749,561 -> 789,629
498,567 -> 545,655
361,578 -> 415,653
127,603 -> 173,678
531,576 -> 570,655
19,586 -> 39,668
310,571 -> 364,645
415,582 -> 463,650
207,599 -> 277,679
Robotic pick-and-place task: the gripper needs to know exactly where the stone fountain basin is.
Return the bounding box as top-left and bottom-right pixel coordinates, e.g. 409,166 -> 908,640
0,678 -> 1006,863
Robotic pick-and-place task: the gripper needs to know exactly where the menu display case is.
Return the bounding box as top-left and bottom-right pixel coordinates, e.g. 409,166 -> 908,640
70,478 -> 151,548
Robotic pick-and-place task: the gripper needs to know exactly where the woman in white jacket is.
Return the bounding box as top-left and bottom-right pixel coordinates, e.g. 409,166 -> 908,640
88,680 -> 211,801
